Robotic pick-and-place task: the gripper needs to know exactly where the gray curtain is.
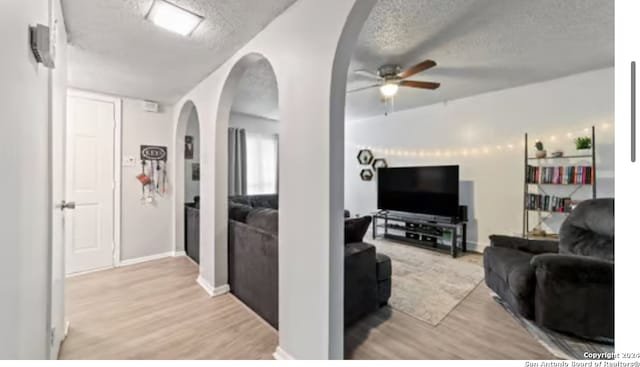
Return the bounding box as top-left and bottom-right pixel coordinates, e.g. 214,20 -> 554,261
228,127 -> 247,196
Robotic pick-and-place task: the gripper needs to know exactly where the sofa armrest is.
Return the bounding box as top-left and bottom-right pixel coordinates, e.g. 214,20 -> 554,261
344,242 -> 378,326
489,235 -> 558,254
228,220 -> 279,328
530,253 -> 614,339
531,254 -> 613,285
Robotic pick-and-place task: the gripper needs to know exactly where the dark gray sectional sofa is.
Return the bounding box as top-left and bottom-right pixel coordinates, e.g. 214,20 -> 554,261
484,198 -> 614,340
228,194 -> 391,328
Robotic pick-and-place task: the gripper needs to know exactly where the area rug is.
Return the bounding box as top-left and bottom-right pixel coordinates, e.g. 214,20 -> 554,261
369,237 -> 485,326
492,294 -> 614,360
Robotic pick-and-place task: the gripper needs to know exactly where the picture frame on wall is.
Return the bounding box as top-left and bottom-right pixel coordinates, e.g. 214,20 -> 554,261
185,135 -> 194,159
192,162 -> 200,181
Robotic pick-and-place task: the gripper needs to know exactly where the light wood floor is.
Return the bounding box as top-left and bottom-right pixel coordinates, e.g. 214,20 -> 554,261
61,256 -> 554,360
60,257 -> 277,359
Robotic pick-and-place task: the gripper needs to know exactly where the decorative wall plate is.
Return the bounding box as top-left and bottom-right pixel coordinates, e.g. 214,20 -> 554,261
372,158 -> 388,171
360,168 -> 374,181
357,149 -> 374,165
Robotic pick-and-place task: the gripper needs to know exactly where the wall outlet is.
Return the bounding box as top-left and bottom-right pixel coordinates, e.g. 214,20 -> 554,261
123,155 -> 136,167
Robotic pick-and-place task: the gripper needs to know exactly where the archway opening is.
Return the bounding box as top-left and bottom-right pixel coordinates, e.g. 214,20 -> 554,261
174,101 -> 201,265
214,53 -> 281,329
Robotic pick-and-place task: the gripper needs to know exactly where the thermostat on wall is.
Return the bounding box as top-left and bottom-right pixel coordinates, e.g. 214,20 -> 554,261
142,100 -> 159,113
29,24 -> 55,68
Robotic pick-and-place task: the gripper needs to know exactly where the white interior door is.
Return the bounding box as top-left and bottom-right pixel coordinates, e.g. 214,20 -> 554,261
65,93 -> 116,275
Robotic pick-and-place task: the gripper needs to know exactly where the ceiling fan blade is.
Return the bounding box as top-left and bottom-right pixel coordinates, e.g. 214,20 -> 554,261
399,80 -> 441,90
398,59 -> 437,79
347,84 -> 380,94
353,69 -> 381,80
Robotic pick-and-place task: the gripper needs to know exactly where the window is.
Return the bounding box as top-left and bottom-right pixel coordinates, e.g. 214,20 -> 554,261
246,133 -> 278,195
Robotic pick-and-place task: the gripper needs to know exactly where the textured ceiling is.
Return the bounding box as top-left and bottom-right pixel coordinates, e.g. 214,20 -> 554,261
346,0 -> 614,121
231,59 -> 279,120
62,0 -> 296,104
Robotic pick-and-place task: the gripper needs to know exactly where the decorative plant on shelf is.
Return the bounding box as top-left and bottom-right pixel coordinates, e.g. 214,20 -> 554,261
534,140 -> 546,158
574,136 -> 592,150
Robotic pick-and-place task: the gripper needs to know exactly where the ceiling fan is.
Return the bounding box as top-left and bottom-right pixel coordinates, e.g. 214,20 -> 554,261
348,59 -> 440,99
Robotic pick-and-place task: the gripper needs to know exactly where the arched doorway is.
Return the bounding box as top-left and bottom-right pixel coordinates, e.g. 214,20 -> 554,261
174,101 -> 201,264
213,54 -> 280,327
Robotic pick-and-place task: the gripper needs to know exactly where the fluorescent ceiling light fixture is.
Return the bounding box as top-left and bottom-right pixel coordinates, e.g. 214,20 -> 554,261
380,82 -> 399,98
146,0 -> 203,36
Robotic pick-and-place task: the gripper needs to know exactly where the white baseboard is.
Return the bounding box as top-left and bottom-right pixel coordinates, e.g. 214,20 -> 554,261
465,241 -> 488,253
212,284 -> 230,296
196,275 -> 230,297
118,251 -> 174,267
67,251 -> 186,277
66,265 -> 114,278
273,346 -> 295,360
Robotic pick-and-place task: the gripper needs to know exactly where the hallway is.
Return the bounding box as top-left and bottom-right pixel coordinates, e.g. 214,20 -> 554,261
60,257 -> 277,359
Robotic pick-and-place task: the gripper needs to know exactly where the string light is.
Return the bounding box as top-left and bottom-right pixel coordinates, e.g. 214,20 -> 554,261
353,123 -> 610,161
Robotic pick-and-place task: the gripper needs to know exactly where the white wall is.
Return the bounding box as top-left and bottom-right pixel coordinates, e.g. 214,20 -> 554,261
121,99 -> 175,260
345,68 -> 614,251
184,109 -> 200,203
229,112 -> 280,135
0,0 -> 54,359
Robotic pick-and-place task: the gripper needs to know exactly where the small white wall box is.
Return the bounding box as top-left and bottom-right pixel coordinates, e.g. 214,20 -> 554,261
142,100 -> 160,112
29,24 -> 55,68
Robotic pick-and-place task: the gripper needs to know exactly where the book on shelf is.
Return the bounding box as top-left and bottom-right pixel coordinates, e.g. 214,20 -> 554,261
525,193 -> 573,212
526,165 -> 593,184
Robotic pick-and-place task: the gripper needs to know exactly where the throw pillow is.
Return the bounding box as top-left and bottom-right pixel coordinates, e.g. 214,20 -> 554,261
344,216 -> 372,244
228,202 -> 253,223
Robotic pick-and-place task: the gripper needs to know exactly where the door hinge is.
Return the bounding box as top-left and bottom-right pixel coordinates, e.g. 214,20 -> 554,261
50,327 -> 56,345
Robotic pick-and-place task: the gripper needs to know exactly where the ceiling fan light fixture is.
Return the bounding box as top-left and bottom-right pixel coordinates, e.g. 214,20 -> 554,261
146,0 -> 203,36
380,82 -> 399,98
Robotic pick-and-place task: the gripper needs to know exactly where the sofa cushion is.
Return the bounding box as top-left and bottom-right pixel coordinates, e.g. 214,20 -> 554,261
246,208 -> 279,234
345,216 -> 372,244
375,253 -> 392,280
559,198 -> 614,261
251,195 -> 279,210
230,194 -> 279,209
229,202 -> 254,223
483,246 -> 536,319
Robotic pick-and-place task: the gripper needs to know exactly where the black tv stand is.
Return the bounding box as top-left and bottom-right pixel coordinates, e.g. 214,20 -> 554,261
372,210 -> 467,258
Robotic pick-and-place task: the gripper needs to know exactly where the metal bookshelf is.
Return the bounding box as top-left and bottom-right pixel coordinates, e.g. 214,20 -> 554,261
522,126 -> 596,238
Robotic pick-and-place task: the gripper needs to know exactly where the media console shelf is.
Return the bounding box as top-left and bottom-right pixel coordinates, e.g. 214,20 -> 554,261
372,211 -> 467,258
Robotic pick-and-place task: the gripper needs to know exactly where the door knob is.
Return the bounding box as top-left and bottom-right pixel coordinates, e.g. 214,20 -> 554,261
56,200 -> 76,210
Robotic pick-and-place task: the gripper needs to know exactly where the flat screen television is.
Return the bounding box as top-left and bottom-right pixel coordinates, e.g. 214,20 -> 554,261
377,165 -> 459,217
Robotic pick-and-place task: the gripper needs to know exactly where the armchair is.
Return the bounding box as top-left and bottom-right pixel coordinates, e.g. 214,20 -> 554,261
484,198 -> 614,340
